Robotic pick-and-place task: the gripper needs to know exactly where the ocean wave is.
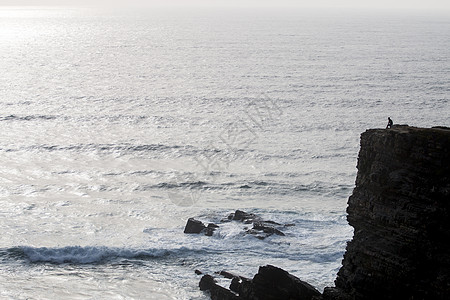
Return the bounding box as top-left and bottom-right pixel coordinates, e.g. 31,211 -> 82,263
133,179 -> 353,198
2,246 -> 201,264
0,143 -> 189,154
0,114 -> 157,123
0,114 -> 59,122
135,181 -> 208,191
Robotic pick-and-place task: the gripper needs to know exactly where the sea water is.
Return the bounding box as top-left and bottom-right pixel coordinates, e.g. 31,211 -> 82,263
0,6 -> 449,299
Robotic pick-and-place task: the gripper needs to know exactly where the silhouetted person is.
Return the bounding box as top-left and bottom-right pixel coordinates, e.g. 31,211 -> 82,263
386,117 -> 393,129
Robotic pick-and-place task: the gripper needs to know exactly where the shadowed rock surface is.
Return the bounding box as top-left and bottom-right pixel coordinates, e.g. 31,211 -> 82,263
197,126 -> 450,300
325,125 -> 450,299
184,218 -> 206,234
199,265 -> 321,300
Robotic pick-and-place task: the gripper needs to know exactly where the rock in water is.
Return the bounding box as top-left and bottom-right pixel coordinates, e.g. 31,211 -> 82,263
199,275 -> 240,300
229,209 -> 261,223
184,218 -> 206,234
246,265 -> 321,300
252,221 -> 285,236
325,126 -> 450,300
199,265 -> 320,300
205,223 -> 220,236
185,210 -> 288,239
199,275 -> 217,291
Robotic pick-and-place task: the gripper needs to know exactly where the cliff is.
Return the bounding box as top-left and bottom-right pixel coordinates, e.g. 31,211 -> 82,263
325,125 -> 450,299
196,125 -> 450,300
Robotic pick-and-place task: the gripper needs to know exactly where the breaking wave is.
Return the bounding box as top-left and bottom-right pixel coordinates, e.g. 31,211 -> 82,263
2,246 -> 202,264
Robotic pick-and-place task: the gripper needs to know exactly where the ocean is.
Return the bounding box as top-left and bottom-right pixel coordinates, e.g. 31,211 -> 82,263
0,5 -> 449,299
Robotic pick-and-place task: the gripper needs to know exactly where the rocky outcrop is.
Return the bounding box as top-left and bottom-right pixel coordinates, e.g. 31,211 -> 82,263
325,125 -> 450,299
195,126 -> 450,300
199,265 -> 321,300
184,218 -> 206,234
184,218 -> 219,236
184,210 -> 290,239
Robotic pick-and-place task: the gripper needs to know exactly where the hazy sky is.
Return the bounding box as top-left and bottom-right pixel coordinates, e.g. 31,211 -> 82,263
0,0 -> 449,12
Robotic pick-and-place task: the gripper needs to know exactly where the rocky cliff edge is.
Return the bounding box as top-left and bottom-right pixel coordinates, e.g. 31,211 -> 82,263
325,125 -> 450,299
195,125 -> 450,300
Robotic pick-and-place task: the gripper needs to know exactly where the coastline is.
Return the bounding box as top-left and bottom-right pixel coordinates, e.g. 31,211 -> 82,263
197,125 -> 450,300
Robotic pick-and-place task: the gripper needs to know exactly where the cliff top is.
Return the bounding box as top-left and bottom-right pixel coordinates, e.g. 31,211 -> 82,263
366,124 -> 450,136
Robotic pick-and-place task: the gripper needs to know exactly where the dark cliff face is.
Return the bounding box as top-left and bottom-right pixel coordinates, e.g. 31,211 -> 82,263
329,125 -> 450,300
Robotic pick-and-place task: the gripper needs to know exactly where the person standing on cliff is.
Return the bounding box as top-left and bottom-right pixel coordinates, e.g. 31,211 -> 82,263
386,117 -> 393,129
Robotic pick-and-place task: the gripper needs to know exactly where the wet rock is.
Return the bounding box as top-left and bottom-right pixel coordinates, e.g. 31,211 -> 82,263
229,210 -> 261,223
200,265 -> 321,300
199,275 -> 239,300
205,223 -> 220,236
245,220 -> 286,239
228,210 -> 287,239
184,218 -> 206,234
219,270 -> 240,279
186,210 -> 291,239
252,221 -> 285,236
199,274 -> 217,291
184,219 -> 219,236
248,265 -> 321,300
231,276 -> 253,298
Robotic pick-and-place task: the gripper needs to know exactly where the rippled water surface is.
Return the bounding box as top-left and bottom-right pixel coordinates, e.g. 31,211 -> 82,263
0,6 -> 449,299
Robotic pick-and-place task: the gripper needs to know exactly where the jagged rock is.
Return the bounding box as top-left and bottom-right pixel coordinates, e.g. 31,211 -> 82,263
245,220 -> 286,239
229,210 -> 261,223
200,265 -> 321,300
322,287 -> 351,300
248,265 -> 321,300
199,275 -> 239,300
184,218 -> 219,236
199,275 -> 217,291
253,221 -> 285,236
186,210 -> 290,239
205,223 -> 220,236
230,210 -> 287,239
324,126 -> 450,300
184,218 -> 206,234
219,270 -> 239,279
229,277 -> 241,293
